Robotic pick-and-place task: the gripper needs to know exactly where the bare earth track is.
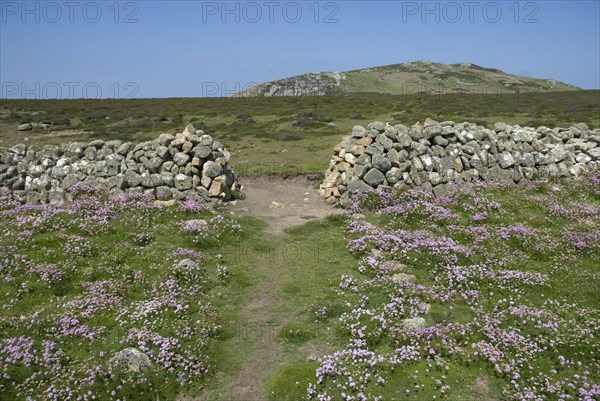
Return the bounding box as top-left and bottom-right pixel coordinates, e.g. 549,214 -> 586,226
229,176 -> 336,235
180,177 -> 336,401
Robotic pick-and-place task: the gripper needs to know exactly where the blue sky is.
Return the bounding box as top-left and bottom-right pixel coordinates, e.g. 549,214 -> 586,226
1,0 -> 599,98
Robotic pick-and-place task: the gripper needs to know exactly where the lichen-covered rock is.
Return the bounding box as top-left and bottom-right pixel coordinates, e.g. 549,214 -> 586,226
347,180 -> 373,193
401,317 -> 427,329
202,161 -> 223,178
363,168 -> 385,187
110,348 -> 152,373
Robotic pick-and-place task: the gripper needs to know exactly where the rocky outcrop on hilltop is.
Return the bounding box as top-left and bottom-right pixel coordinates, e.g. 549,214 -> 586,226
234,72 -> 345,97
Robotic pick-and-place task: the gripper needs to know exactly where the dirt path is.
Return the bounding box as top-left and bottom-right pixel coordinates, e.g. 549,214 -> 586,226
182,177 -> 336,401
223,177 -> 335,400
229,176 -> 336,235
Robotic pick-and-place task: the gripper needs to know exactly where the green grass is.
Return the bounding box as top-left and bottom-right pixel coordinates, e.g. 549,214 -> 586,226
1,91 -> 598,172
0,195 -> 253,399
1,174 -> 599,400
267,362 -> 320,401
1,91 -> 600,400
263,177 -> 598,401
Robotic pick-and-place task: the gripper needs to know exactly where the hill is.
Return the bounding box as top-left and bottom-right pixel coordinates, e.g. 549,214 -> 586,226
234,60 -> 580,97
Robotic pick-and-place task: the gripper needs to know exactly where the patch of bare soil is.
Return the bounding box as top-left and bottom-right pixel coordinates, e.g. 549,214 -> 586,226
229,176 -> 336,235
474,376 -> 500,401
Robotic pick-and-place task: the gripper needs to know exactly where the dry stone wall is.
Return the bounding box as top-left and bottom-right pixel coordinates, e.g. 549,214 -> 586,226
0,124 -> 240,205
320,118 -> 600,206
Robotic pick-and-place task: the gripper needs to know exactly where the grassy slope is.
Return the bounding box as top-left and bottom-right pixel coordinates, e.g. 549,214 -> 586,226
1,91 -> 599,173
1,92 -> 600,400
3,173 -> 598,400
0,194 -> 261,400
264,177 -> 600,401
341,62 -> 580,95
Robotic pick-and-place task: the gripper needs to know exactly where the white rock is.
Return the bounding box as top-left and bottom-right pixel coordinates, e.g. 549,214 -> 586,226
400,317 -> 427,329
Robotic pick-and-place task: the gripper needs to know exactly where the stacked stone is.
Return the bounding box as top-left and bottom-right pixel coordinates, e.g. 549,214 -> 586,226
0,124 -> 240,205
320,118 -> 600,206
